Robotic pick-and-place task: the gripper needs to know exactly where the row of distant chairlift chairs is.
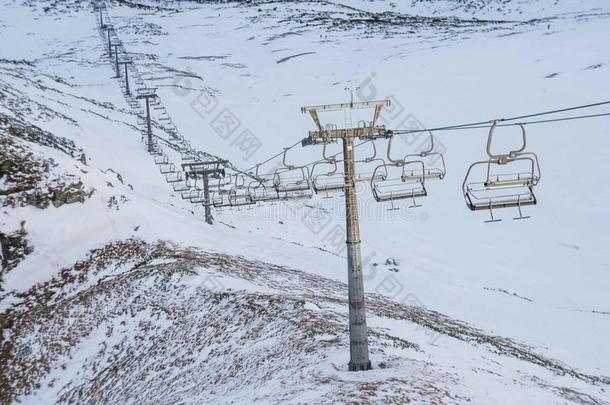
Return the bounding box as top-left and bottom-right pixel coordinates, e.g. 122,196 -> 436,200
184,121 -> 540,222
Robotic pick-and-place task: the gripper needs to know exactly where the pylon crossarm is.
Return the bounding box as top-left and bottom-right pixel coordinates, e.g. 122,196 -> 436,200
301,100 -> 390,114
307,126 -> 387,140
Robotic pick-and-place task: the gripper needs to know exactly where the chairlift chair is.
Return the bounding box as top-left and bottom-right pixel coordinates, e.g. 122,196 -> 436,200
210,186 -> 251,208
172,180 -> 190,193
310,142 -> 345,197
311,160 -> 345,196
228,188 -> 256,208
248,165 -> 280,204
180,179 -> 197,199
159,162 -> 176,175
248,184 -> 279,204
181,153 -> 198,163
154,154 -> 169,165
462,121 -> 541,222
180,175 -> 201,200
165,171 -> 184,184
353,138 -> 387,183
278,189 -> 314,201
371,163 -> 426,210
209,173 -> 233,195
403,130 -> 447,180
273,148 -> 312,195
370,135 -> 426,210
212,192 -> 229,209
188,188 -> 209,204
231,174 -> 248,191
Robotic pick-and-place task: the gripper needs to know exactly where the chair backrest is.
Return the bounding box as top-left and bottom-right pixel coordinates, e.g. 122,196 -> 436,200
462,122 -> 541,218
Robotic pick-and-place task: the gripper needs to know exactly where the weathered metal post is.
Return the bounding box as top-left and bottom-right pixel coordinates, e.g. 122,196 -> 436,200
301,98 -> 390,371
107,29 -> 112,57
118,61 -> 132,94
99,5 -> 105,28
202,174 -> 213,225
181,162 -> 224,225
136,92 -> 157,153
144,97 -> 153,152
342,135 -> 371,371
113,44 -> 120,78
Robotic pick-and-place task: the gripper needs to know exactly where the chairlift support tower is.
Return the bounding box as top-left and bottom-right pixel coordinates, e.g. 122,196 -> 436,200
182,161 -> 226,225
94,1 -> 106,29
301,98 -> 391,372
117,60 -> 133,95
112,43 -> 121,78
136,90 -> 158,153
102,24 -> 114,57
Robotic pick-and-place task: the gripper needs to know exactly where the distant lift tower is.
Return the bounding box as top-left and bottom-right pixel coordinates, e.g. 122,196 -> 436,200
181,161 -> 226,225
117,60 -> 133,95
136,89 -> 158,153
301,98 -> 391,371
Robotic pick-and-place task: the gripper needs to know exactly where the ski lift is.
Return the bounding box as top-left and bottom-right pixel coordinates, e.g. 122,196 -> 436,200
228,188 -> 255,208
248,182 -> 279,204
165,171 -> 184,184
370,135 -> 426,210
248,164 -> 280,204
209,173 -> 233,195
462,121 -> 540,222
210,174 -> 253,208
403,131 -> 447,180
310,141 -> 345,197
212,191 -> 229,209
154,154 -> 169,165
231,174 -> 248,191
159,162 -> 176,175
273,148 -> 312,195
354,138 -> 387,183
172,180 -> 190,193
181,175 -> 199,200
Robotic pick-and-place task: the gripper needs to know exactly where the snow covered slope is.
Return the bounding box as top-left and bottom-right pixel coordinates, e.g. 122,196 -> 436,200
1,0 -> 609,403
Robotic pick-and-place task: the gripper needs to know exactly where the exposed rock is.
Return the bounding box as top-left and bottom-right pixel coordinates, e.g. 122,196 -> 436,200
0,221 -> 33,278
0,123 -> 93,209
0,113 -> 80,157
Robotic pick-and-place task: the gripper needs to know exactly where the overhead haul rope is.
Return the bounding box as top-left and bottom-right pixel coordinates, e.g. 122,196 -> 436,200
250,100 -> 610,172
392,101 -> 610,135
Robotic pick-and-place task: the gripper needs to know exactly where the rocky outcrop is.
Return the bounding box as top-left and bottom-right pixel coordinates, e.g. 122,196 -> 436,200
0,117 -> 93,209
0,222 -> 33,291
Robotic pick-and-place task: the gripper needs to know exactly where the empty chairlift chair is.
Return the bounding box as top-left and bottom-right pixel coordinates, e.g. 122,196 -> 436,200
211,191 -> 229,210
165,170 -> 184,184
211,175 -> 234,209
354,138 -> 387,183
403,130 -> 447,181
273,148 -> 313,199
462,121 -> 541,222
310,142 -> 345,197
228,188 -> 255,208
210,173 -> 233,197
247,164 -> 280,204
248,180 -> 278,204
181,175 -> 202,201
229,175 -> 256,208
212,175 -> 253,208
371,135 -> 427,210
